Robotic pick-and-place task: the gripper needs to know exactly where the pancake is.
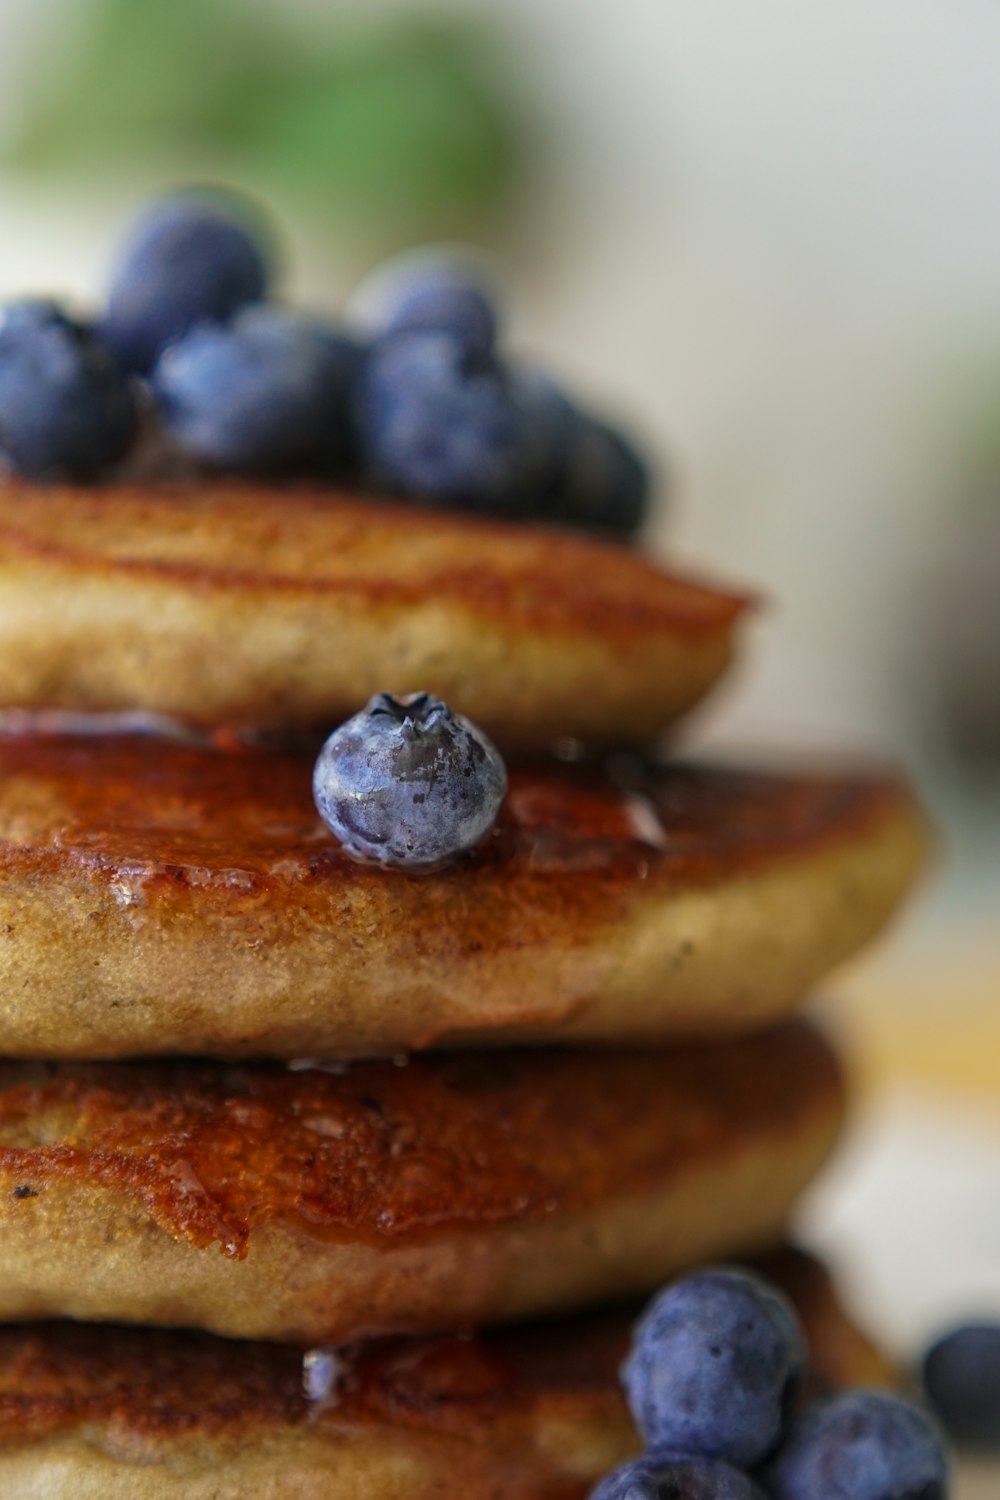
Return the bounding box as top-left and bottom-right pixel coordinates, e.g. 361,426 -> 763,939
0,480 -> 748,747
0,1022 -> 842,1342
0,1245 -> 894,1500
0,732 -> 925,1056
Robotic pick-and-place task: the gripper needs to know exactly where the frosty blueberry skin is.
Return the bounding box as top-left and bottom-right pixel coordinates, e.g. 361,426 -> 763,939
0,300 -> 137,479
589,1450 -> 767,1500
152,305 -> 361,473
312,692 -> 507,870
620,1267 -> 806,1468
378,266 -> 498,354
356,330 -> 523,507
921,1323 -> 1000,1449
101,193 -> 269,374
764,1389 -> 950,1500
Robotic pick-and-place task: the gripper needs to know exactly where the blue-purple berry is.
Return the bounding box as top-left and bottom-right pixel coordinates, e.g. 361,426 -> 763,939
589,1451 -> 766,1500
375,264 -> 498,353
151,305 -> 361,473
922,1323 -> 1000,1449
510,368 -> 650,536
558,412 -> 650,536
357,330 -> 522,507
313,692 -> 507,869
621,1268 -> 806,1468
0,299 -> 137,479
509,367 -> 579,508
101,193 -> 269,374
764,1390 -> 950,1500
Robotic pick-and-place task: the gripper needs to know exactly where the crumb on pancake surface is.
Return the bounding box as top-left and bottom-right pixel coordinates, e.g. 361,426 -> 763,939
0,735 -> 928,1057
0,480 -> 749,745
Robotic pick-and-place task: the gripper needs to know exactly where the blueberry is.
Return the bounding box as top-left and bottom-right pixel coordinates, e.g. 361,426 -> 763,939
764,1390 -> 950,1500
509,370 -> 651,536
151,305 -> 362,473
509,367 -> 580,506
922,1323 -> 1000,1448
312,692 -> 507,869
357,260 -> 498,353
621,1268 -> 806,1468
101,193 -> 270,374
590,1451 -> 766,1500
558,412 -> 651,536
357,331 -> 523,507
0,299 -> 137,479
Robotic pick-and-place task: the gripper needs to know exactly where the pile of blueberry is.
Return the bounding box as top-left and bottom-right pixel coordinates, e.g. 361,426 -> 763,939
593,1266 -> 951,1500
0,190 -> 651,537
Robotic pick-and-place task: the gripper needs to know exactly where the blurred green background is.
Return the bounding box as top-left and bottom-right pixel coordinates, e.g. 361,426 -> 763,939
6,0 -> 521,251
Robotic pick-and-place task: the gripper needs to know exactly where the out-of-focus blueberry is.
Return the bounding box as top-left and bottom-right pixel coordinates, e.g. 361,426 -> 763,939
764,1390 -> 950,1500
508,366 -> 579,508
0,299 -> 137,479
355,259 -> 498,353
621,1268 -> 806,1468
922,1323 -> 1000,1449
102,192 -> 270,373
357,331 -> 522,506
312,691 -> 507,869
151,305 -> 362,473
560,412 -> 651,536
590,1450 -> 766,1500
507,368 -> 651,536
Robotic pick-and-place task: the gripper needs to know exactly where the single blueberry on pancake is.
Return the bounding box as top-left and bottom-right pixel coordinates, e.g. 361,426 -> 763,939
590,1451 -> 766,1500
621,1267 -> 806,1467
357,330 -> 523,505
0,299 -> 137,478
764,1390 -> 950,1500
152,305 -> 361,472
921,1323 -> 1000,1448
313,691 -> 507,868
101,193 -> 269,373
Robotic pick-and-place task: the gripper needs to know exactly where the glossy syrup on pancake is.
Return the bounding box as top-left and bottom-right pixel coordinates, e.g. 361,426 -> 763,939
0,730 -> 911,895
0,1023 -> 840,1258
0,729 -> 927,1056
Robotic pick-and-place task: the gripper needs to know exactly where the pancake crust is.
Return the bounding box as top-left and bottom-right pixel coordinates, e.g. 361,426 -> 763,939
0,480 -> 749,746
0,1246 -> 894,1500
0,734 -> 926,1056
0,1024 -> 842,1341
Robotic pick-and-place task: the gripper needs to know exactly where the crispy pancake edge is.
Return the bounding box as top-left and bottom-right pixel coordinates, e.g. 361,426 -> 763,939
0,481 -> 750,745
0,1025 -> 843,1341
0,741 -> 929,1057
0,1246 -> 894,1499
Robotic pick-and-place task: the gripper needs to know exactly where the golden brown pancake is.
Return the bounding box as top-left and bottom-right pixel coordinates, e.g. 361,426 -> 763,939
0,1023 -> 842,1342
0,732 -> 925,1056
0,1246 -> 893,1499
0,480 -> 748,747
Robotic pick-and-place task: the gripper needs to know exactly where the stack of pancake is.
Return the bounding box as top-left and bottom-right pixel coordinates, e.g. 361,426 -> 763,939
0,480 -> 926,1497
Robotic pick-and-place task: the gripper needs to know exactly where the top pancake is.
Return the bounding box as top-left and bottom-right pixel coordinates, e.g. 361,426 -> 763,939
0,732 -> 927,1057
0,480 -> 749,746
